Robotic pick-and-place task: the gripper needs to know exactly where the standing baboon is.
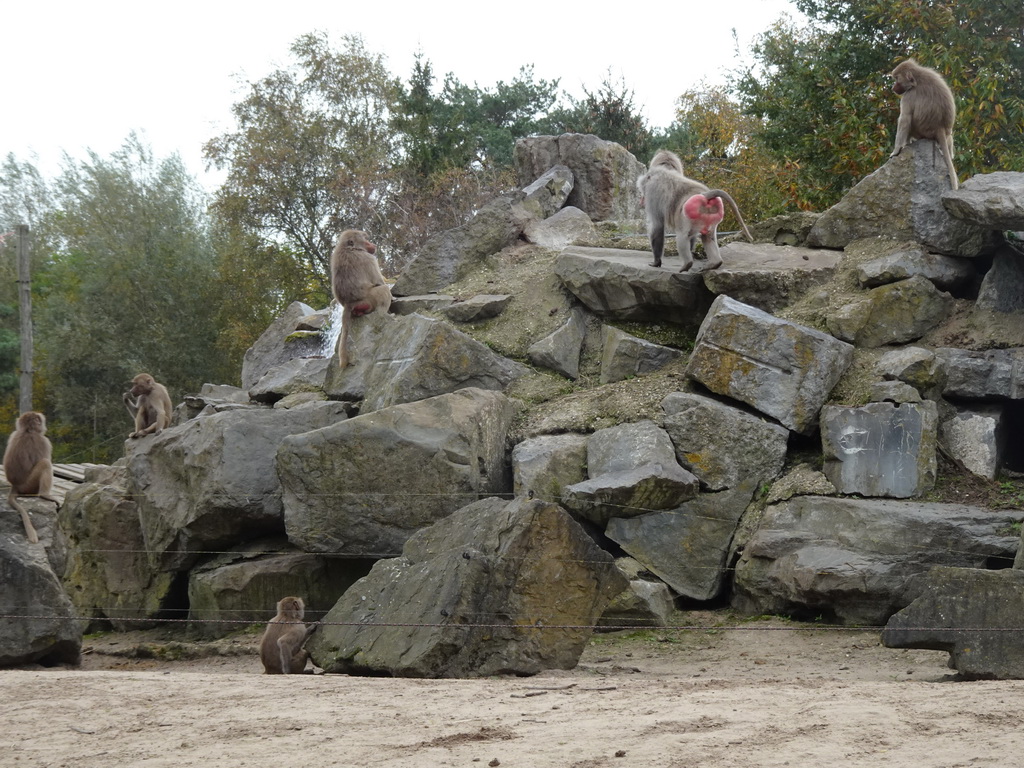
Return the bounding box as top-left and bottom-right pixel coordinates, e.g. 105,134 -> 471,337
330,229 -> 392,368
259,596 -> 317,674
890,58 -> 959,189
123,373 -> 173,438
3,411 -> 59,544
637,150 -> 752,272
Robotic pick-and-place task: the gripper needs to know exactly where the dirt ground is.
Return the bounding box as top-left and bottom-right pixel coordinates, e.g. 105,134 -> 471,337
2,612 -> 1021,767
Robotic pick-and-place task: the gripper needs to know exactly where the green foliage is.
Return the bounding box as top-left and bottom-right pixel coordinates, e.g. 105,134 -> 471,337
34,135 -> 224,461
403,63 -> 560,170
205,32 -> 400,289
657,86 -> 800,223
549,74 -> 656,160
735,0 -> 1024,210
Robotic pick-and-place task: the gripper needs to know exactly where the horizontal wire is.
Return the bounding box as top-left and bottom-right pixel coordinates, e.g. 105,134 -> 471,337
5,612 -> 1024,635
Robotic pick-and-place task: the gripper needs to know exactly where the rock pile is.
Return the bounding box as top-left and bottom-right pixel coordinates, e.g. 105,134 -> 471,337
6,135 -> 1024,678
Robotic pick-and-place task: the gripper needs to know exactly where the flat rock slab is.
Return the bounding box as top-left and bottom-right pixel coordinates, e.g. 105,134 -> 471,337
555,247 -> 714,330
704,243 -> 840,314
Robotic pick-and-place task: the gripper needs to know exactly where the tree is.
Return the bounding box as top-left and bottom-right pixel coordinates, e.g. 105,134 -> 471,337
735,1 -> 1024,209
549,74 -> 656,160
35,135 -> 223,461
205,32 -> 401,294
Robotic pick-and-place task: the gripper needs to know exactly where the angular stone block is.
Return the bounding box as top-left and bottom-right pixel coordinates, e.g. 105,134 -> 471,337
685,295 -> 854,433
821,401 -> 937,498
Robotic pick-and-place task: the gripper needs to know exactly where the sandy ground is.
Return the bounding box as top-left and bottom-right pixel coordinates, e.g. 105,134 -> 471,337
2,614 -> 1022,768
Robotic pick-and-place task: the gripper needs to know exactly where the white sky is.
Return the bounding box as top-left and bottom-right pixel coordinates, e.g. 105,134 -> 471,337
2,1 -> 801,190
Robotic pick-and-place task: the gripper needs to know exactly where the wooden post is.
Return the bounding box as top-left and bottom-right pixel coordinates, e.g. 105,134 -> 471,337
16,224 -> 33,413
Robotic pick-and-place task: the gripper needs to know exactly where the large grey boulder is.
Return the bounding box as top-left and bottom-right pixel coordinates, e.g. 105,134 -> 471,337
555,247 -> 714,331
685,295 -> 855,433
515,133 -> 644,221
806,139 -> 996,257
392,194 -> 529,296
883,567 -> 1024,680
935,347 -> 1024,399
607,483 -> 757,601
732,496 -> 1020,625
702,242 -> 840,314
126,402 -> 350,572
941,171 -> 1024,230
661,392 -> 789,491
187,543 -> 372,638
0,520 -> 82,666
826,275 -> 954,348
241,301 -> 318,389
527,307 -> 586,379
307,497 -> 628,677
599,325 -> 681,384
511,433 -> 588,502
60,465 -> 175,630
323,311 -> 529,412
249,356 -> 332,402
820,401 -> 938,498
279,388 -> 515,556
523,206 -> 599,249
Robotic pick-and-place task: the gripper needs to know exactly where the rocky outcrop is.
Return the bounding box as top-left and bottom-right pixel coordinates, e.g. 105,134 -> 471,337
241,301 -> 319,390
307,497 -> 627,677
936,347 -> 1024,399
523,206 -> 598,249
392,194 -> 530,296
515,134 -> 644,221
660,392 -> 789,492
607,483 -> 759,601
527,308 -> 586,379
60,465 -> 175,630
807,139 -> 997,256
187,544 -> 372,638
854,246 -> 975,291
939,405 -> 1005,480
441,294 -> 513,323
511,433 -> 588,503
519,165 -> 574,220
703,242 -> 840,313
561,421 -> 699,527
826,275 -> 954,348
